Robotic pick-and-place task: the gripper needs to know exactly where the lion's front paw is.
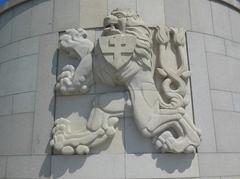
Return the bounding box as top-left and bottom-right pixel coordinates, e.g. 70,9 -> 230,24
60,28 -> 94,59
56,65 -> 89,95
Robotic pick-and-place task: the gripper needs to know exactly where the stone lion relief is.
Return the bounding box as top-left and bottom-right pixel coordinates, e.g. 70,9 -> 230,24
50,9 -> 201,154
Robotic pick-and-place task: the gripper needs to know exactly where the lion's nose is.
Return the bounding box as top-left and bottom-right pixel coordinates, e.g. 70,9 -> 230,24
103,15 -> 118,27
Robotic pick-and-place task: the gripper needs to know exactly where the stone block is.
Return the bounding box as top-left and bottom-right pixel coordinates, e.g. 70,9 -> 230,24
95,84 -> 126,94
225,40 -> 240,59
0,113 -> 33,155
229,8 -> 240,43
13,91 -> 35,113
232,93 -> 240,112
214,111 -> 240,152
164,0 -> 191,29
0,10 -> 12,47
51,154 -> 125,179
108,0 -> 137,13
190,0 -> 213,34
222,177 -> 240,179
0,95 -> 12,116
32,33 -> 58,154
137,0 -> 165,26
18,36 -> 39,57
207,53 -> 240,93
53,0 -> 80,32
0,156 -> 7,178
80,0 -> 107,28
0,42 -> 19,64
204,35 -> 226,55
187,32 -> 217,152
31,0 -> 53,36
211,90 -> 233,111
11,1 -> 32,42
6,155 -> 51,179
199,153 -> 240,177
211,1 -> 232,39
0,54 -> 38,95
125,117 -> 157,153
55,95 -> 95,121
126,153 -> 199,178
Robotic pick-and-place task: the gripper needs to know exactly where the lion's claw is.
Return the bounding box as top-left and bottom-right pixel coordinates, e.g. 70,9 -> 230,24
56,65 -> 90,95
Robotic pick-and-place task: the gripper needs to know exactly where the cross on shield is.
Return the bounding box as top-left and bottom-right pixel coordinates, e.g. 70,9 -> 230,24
99,34 -> 136,70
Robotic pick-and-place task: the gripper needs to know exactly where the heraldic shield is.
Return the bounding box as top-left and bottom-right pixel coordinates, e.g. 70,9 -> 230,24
99,34 -> 137,70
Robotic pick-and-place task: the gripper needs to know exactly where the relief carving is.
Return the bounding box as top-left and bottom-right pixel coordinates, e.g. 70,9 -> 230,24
50,9 -> 201,154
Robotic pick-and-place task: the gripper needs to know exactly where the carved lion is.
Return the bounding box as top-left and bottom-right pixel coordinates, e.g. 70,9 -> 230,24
50,9 -> 201,155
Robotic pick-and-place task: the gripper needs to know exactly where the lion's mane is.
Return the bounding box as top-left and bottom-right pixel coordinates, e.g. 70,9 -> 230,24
112,9 -> 153,70
94,9 -> 153,86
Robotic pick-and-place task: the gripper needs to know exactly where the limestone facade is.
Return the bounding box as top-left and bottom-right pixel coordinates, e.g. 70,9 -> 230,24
0,0 -> 240,178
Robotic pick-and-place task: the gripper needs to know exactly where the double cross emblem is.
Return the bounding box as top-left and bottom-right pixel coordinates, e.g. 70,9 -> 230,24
99,34 -> 136,69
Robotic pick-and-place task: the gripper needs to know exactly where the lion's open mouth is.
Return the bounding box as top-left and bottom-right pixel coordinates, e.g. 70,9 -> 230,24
102,23 -> 121,36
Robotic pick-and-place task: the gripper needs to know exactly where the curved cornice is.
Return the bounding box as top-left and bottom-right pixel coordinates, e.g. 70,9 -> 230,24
0,0 -> 239,15
219,0 -> 240,10
0,0 -> 28,14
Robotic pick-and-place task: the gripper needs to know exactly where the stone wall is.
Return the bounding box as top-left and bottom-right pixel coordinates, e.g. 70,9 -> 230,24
0,0 -> 240,178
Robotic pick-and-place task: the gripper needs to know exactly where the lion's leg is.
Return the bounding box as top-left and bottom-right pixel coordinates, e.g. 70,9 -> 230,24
126,70 -> 178,134
51,92 -> 126,154
56,54 -> 94,95
126,70 -> 201,153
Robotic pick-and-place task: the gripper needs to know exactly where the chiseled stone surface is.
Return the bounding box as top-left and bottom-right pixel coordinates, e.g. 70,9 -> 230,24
125,117 -> 158,154
199,153 -> 240,177
0,54 -> 38,96
13,91 -> 35,113
222,177 -> 240,179
214,111 -> 240,152
32,33 -> 58,154
225,40 -> 240,59
80,0 -> 107,28
51,154 -> 125,179
0,0 -> 240,179
207,53 -> 240,93
0,113 -> 33,155
126,154 -> 199,178
108,0 -> 137,13
51,9 -> 200,155
0,95 -> 12,116
0,156 -> 7,178
18,36 -> 39,57
211,1 -> 232,40
204,35 -> 226,55
6,155 -> 51,179
31,0 -> 53,35
187,32 -> 217,152
211,90 -> 233,111
90,119 -> 125,154
229,8 -> 240,42
53,0 -> 80,31
137,0 -> 165,26
11,0 -> 32,42
0,10 -> 12,47
232,93 -> 240,112
164,0 -> 191,29
0,42 -> 19,64
190,0 -> 213,34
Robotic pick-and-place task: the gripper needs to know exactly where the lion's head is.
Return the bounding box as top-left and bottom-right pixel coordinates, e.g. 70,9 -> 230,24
102,9 -> 153,70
